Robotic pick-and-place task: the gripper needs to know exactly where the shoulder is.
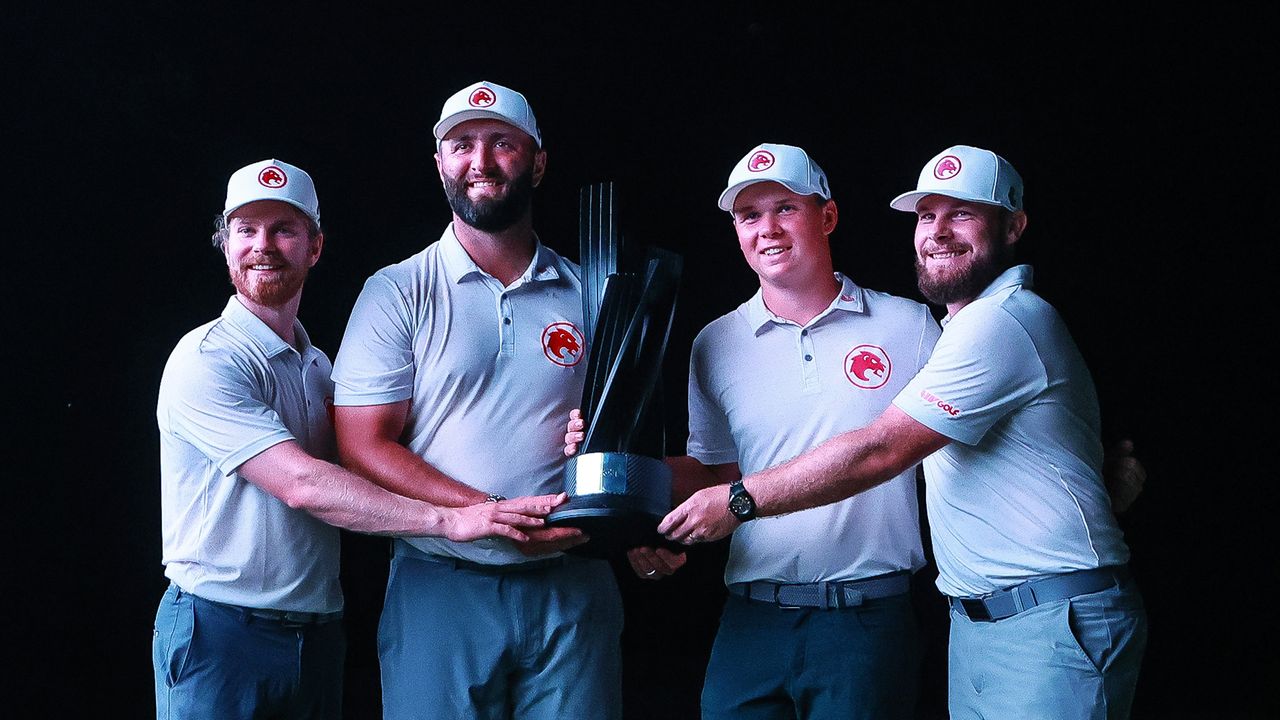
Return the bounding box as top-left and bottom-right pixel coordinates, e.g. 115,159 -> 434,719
861,287 -> 930,314
693,302 -> 752,349
160,319 -> 260,401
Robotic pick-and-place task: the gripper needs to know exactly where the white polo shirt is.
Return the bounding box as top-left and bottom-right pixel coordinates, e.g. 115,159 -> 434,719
332,225 -> 586,565
157,297 -> 342,613
894,265 -> 1129,598
689,274 -> 941,585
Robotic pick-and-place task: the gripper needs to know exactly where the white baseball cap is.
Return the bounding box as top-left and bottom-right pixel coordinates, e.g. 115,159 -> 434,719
718,143 -> 831,211
433,80 -> 542,147
890,145 -> 1023,212
223,159 -> 320,226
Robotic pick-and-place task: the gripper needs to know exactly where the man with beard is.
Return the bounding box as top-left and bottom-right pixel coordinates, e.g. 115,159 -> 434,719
660,145 -> 1148,719
332,82 -> 620,719
154,159 -> 563,719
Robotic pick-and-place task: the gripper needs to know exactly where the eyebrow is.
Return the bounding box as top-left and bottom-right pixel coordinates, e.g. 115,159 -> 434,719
446,130 -> 515,145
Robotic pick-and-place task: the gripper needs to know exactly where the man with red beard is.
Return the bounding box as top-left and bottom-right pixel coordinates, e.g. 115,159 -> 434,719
154,159 -> 562,719
332,82 -> 620,719
660,145 -> 1147,719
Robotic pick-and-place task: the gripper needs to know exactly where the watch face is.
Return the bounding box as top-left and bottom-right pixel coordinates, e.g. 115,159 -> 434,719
730,493 -> 753,517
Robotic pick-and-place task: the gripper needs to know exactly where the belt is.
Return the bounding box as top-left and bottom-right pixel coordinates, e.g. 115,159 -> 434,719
242,607 -> 344,627
187,590 -> 344,628
728,572 -> 911,609
949,565 -> 1130,622
420,553 -> 571,574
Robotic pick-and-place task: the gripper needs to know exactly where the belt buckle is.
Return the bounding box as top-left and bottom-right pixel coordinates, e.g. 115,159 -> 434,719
959,597 -> 992,622
773,585 -> 802,610
279,611 -> 313,627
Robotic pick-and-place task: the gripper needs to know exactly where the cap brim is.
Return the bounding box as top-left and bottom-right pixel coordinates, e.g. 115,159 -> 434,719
889,189 -> 1011,212
224,198 -> 320,225
719,179 -> 827,212
433,110 -> 539,146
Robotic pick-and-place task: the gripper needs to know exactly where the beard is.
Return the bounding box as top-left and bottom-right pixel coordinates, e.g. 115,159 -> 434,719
227,257 -> 310,308
915,236 -> 1015,307
442,165 -> 536,233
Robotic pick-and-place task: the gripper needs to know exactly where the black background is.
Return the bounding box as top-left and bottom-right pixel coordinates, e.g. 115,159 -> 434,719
5,2 -> 1274,718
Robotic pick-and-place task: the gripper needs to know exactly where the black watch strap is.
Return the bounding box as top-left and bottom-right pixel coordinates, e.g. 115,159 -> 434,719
728,480 -> 757,522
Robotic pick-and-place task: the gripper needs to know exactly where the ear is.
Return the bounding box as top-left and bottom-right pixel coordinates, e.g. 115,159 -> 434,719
531,149 -> 547,188
821,199 -> 839,236
308,232 -> 325,268
434,151 -> 445,187
1004,210 -> 1028,246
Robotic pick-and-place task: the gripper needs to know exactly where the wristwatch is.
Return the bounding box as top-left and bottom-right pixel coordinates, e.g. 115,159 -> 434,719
728,480 -> 757,522
485,493 -> 506,503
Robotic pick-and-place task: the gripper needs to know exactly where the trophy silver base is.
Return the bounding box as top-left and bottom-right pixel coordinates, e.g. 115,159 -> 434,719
548,452 -> 674,558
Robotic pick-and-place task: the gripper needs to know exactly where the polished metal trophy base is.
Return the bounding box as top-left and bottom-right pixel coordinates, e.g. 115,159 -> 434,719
548,452 -> 673,558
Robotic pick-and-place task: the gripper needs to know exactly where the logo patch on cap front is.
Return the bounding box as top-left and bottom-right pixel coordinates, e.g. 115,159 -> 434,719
844,344 -> 891,390
469,87 -> 497,108
748,150 -> 775,172
542,322 -> 585,367
933,155 -> 962,180
258,166 -> 288,188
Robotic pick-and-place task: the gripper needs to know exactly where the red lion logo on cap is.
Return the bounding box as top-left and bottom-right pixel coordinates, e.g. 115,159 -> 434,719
844,344 -> 892,390
542,322 -> 585,367
933,156 -> 961,180
469,88 -> 496,107
258,167 -> 288,188
748,150 -> 775,172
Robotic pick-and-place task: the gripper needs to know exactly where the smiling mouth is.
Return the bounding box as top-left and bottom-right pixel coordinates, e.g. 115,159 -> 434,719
761,246 -> 790,256
926,247 -> 968,261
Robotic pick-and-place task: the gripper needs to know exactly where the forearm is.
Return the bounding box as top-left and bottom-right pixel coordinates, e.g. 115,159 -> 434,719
666,455 -> 739,503
748,407 -> 947,517
340,435 -> 485,507
286,461 -> 455,536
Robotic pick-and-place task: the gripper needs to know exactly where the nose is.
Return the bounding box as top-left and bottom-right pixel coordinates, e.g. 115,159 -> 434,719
469,143 -> 496,174
927,217 -> 952,245
251,229 -> 278,253
759,212 -> 783,238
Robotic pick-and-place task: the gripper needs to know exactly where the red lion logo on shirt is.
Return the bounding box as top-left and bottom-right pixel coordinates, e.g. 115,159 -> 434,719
849,351 -> 885,381
844,344 -> 892,390
542,322 -> 585,367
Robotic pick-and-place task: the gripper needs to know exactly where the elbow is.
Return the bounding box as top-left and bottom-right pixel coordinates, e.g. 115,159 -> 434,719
276,465 -> 325,512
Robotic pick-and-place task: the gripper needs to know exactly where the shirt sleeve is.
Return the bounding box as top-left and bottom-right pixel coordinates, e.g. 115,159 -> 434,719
685,331 -> 739,466
894,304 -> 1047,445
159,347 -> 294,476
331,273 -> 418,406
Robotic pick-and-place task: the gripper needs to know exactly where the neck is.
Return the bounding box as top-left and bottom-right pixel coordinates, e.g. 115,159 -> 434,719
760,273 -> 841,325
235,293 -> 301,347
452,215 -> 536,286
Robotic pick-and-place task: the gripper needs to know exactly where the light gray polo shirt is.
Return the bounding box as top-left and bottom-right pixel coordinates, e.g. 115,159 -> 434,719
894,265 -> 1129,597
157,297 -> 341,613
332,225 -> 585,565
689,274 -> 941,585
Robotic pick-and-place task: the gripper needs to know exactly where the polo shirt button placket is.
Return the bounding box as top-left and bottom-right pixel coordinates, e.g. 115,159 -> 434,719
799,326 -> 819,389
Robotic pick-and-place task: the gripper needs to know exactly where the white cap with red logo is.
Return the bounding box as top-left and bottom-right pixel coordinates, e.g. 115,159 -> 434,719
433,80 -> 542,147
223,159 -> 320,226
718,143 -> 831,212
890,145 -> 1023,212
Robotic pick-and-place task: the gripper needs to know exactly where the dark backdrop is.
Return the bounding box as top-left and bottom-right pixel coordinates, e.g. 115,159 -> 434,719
5,2 -> 1273,718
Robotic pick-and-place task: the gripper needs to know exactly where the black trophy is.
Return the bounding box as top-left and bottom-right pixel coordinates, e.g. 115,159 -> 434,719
547,183 -> 682,558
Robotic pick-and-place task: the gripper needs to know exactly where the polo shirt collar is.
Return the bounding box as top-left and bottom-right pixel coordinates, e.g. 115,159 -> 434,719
220,296 -> 311,359
744,272 -> 866,335
439,223 -> 561,286
941,264 -> 1034,326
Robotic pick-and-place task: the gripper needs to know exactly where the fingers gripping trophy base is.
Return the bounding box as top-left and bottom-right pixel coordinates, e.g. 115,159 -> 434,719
549,452 -> 678,558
